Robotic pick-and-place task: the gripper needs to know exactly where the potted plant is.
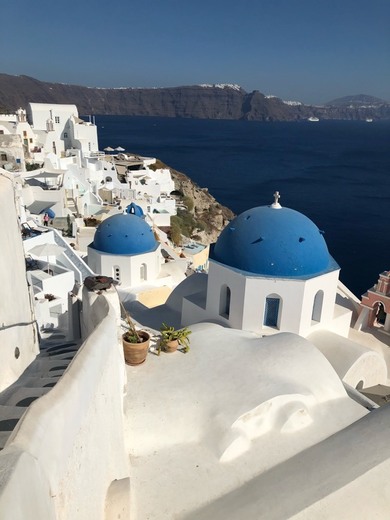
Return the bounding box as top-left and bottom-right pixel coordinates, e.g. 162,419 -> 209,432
118,295 -> 150,366
159,323 -> 191,354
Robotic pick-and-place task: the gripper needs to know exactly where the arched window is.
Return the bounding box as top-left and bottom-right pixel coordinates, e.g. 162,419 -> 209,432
113,265 -> 120,282
219,285 -> 231,318
312,290 -> 324,323
264,295 -> 281,328
375,302 -> 386,325
140,263 -> 147,281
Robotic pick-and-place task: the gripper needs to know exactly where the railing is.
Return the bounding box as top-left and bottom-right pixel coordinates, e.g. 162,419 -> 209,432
83,151 -> 106,159
52,229 -> 95,282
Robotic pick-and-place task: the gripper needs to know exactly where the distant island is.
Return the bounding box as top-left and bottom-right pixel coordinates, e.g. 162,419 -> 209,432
0,73 -> 389,121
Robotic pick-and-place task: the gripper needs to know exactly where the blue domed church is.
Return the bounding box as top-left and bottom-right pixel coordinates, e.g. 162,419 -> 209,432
87,213 -> 162,288
181,193 -> 349,337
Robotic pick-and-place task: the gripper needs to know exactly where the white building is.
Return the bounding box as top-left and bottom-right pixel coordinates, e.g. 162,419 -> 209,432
126,166 -> 177,226
0,109 -> 28,170
87,212 -> 186,305
182,193 -> 348,337
27,103 -> 99,157
2,105 -> 179,237
87,213 -> 162,287
0,104 -> 99,168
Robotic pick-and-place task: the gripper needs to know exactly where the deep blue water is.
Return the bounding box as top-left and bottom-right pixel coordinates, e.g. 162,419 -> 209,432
95,116 -> 390,297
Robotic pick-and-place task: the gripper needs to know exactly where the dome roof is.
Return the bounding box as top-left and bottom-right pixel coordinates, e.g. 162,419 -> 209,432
125,202 -> 144,217
212,205 -> 337,277
91,213 -> 157,255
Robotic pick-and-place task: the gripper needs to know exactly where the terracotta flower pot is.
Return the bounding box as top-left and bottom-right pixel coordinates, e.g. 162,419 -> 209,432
164,339 -> 179,353
122,331 -> 150,366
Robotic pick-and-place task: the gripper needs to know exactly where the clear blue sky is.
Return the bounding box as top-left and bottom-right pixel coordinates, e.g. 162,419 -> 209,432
2,0 -> 389,104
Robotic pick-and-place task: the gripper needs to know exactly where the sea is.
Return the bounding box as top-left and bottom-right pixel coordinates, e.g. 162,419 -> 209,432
95,115 -> 390,297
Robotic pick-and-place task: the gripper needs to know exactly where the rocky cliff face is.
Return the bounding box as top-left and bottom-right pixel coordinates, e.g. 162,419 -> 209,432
151,160 -> 235,244
172,168 -> 235,243
1,74 -> 389,121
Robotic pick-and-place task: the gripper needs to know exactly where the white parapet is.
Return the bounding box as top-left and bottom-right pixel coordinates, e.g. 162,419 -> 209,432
0,287 -> 129,519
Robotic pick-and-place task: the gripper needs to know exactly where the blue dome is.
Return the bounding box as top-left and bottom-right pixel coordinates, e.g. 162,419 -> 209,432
91,214 -> 157,255
212,205 -> 337,277
125,202 -> 144,217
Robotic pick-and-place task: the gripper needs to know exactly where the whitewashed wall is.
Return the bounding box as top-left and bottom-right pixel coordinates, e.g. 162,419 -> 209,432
182,259 -> 346,338
0,287 -> 130,520
87,246 -> 161,287
0,134 -> 25,170
71,120 -> 99,153
27,103 -> 78,131
0,173 -> 39,392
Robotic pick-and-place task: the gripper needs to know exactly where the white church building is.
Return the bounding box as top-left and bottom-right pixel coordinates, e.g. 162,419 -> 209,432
86,212 -> 187,306
181,192 -> 350,337
87,213 -> 162,288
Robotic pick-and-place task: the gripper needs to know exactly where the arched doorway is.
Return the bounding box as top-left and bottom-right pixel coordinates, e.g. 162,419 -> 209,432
140,263 -> 147,281
312,290 -> 324,323
219,285 -> 231,318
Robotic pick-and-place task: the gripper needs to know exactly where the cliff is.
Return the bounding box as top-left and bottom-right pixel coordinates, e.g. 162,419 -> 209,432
1,74 -> 389,121
151,160 -> 235,245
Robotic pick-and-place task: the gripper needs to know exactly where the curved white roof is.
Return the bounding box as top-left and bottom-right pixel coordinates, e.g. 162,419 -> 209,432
124,323 -> 368,519
308,330 -> 387,388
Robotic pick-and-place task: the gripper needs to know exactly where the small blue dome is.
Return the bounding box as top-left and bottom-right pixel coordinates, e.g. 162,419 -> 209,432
91,214 -> 157,255
212,205 -> 337,277
125,202 -> 144,217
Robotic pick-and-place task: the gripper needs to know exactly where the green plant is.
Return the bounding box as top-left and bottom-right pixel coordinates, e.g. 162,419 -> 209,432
123,327 -> 142,343
26,162 -> 42,171
160,323 -> 191,353
171,210 -> 198,240
84,217 -> 98,227
170,218 -> 182,245
115,287 -> 143,343
182,196 -> 194,212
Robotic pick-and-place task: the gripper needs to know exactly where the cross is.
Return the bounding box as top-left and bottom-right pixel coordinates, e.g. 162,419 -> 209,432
273,191 -> 280,205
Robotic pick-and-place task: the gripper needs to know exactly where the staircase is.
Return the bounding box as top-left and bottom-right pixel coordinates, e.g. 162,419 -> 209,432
52,229 -> 95,283
0,330 -> 81,450
65,189 -> 81,216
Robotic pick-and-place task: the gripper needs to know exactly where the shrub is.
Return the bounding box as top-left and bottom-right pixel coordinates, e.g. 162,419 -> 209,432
170,218 -> 182,245
183,196 -> 194,212
170,208 -> 206,244
26,162 -> 42,171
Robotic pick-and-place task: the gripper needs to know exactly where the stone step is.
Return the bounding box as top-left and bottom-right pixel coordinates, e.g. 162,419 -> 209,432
2,387 -> 51,408
0,327 -> 82,450
0,431 -> 11,450
18,377 -> 62,389
0,404 -> 28,423
0,405 -> 28,450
